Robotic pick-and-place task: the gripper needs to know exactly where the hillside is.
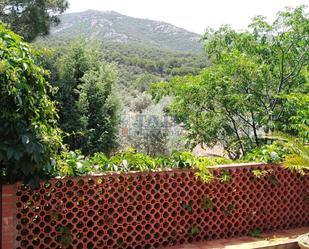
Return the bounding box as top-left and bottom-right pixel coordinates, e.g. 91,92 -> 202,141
48,10 -> 203,53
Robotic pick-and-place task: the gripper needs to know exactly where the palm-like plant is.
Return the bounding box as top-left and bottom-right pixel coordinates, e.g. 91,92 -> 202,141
283,139 -> 309,175
273,131 -> 309,175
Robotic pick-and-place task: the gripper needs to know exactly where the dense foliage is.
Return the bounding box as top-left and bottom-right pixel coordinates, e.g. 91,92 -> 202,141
56,149 -> 233,178
55,40 -> 119,155
152,6 -> 308,158
0,22 -> 62,184
0,0 -> 68,42
101,42 -> 208,81
244,142 -> 287,164
35,40 -> 209,86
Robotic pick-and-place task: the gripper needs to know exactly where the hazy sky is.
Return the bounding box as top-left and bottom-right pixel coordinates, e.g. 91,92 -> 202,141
67,0 -> 307,34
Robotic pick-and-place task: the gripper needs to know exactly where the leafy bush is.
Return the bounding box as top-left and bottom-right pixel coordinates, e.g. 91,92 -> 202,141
57,151 -> 89,177
108,150 -> 157,172
0,23 -> 62,184
246,133 -> 309,175
169,151 -> 197,168
244,142 -> 287,163
56,149 -> 158,176
195,156 -> 234,183
86,152 -> 109,172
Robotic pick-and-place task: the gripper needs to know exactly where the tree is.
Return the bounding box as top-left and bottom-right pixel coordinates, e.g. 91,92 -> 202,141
55,40 -> 90,150
0,0 -> 68,42
152,6 -> 308,158
56,40 -> 119,155
78,64 -> 119,155
0,23 -> 62,183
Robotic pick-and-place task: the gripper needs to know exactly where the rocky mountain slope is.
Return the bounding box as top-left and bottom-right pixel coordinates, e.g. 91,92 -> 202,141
49,10 -> 202,53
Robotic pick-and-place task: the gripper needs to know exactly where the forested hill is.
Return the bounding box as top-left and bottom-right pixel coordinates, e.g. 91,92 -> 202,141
48,10 -> 202,53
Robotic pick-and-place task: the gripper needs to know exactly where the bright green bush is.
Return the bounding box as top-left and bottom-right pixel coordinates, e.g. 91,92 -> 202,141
0,23 -> 62,184
56,149 -> 159,177
244,142 -> 287,164
57,150 -> 89,177
108,150 -> 157,172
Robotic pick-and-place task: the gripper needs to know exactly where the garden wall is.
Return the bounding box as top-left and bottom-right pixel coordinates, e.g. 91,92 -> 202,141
2,163 -> 309,249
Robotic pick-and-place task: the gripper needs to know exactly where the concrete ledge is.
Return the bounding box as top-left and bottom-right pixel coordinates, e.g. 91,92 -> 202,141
167,227 -> 308,249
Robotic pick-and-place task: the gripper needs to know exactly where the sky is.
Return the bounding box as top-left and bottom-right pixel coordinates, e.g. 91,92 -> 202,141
66,0 -> 307,34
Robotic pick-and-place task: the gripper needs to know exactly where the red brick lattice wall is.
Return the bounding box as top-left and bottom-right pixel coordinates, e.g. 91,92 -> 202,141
3,164 -> 309,249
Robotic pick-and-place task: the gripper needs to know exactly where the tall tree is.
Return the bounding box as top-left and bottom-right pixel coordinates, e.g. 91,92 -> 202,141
0,0 -> 68,42
78,64 -> 119,155
56,40 -> 119,155
56,40 -> 90,150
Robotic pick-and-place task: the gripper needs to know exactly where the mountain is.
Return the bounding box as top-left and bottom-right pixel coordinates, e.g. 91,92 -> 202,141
49,10 -> 203,53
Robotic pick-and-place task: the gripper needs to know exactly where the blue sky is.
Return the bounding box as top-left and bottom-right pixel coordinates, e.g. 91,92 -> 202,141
66,0 -> 307,34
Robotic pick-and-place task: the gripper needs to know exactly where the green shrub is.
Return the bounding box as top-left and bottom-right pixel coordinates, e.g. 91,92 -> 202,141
108,150 -> 157,172
244,142 -> 287,163
57,150 -> 89,177
169,151 -> 197,168
0,23 -> 62,185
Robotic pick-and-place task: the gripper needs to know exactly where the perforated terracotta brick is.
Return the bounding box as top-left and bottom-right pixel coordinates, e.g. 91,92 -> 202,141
14,164 -> 309,249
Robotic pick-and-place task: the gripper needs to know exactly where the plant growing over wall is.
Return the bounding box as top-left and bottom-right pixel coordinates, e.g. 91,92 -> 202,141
251,169 -> 273,179
220,170 -> 232,183
201,197 -> 214,211
248,228 -> 262,238
181,201 -> 193,213
56,150 -> 90,177
55,149 -> 237,178
189,225 -> 200,236
245,142 -> 287,163
108,149 -> 157,172
196,157 -> 234,184
58,226 -> 72,248
0,23 -> 62,185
